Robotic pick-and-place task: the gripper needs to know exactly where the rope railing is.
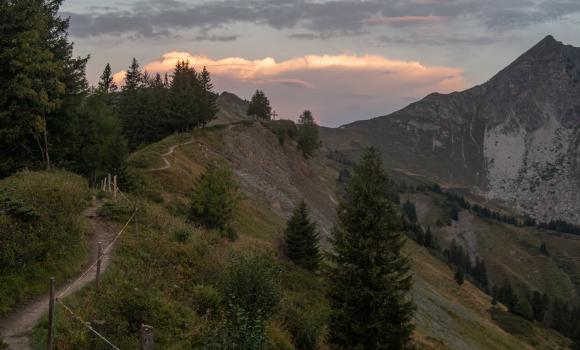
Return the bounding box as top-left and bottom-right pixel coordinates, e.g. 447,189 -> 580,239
57,299 -> 122,350
51,179 -> 140,349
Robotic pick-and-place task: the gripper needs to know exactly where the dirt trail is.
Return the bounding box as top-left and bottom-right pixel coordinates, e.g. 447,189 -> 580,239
0,200 -> 117,350
149,138 -> 194,171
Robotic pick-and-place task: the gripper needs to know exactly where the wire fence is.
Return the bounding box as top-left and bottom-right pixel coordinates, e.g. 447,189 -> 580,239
53,183 -> 138,349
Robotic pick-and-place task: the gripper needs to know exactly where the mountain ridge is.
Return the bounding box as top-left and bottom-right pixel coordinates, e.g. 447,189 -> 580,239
322,35 -> 580,224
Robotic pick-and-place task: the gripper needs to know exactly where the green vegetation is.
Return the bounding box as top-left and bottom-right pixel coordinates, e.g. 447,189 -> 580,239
283,201 -> 320,271
296,110 -> 321,158
247,90 -> 272,120
327,147 -> 415,349
0,171 -> 89,315
189,160 -> 239,238
199,252 -> 282,349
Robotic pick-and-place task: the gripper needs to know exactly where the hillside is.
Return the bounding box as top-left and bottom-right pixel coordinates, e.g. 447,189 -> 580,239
321,35 -> 580,225
26,121 -> 571,349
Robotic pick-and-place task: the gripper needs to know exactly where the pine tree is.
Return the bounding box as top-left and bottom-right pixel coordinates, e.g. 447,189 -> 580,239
451,206 -> 460,221
98,63 -> 117,94
124,58 -> 142,91
424,227 -> 434,248
198,66 -> 219,127
246,90 -> 272,120
0,0 -> 87,175
454,268 -> 465,285
327,147 -> 415,349
284,201 -> 320,271
169,60 -> 201,132
119,58 -> 145,148
296,110 -> 321,158
189,160 -> 239,233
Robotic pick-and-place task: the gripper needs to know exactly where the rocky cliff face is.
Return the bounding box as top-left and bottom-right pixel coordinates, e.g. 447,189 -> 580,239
322,36 -> 580,223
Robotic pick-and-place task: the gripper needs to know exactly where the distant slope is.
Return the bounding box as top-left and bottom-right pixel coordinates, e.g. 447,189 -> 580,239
211,91 -> 251,125
321,35 -> 580,224
124,122 -> 569,349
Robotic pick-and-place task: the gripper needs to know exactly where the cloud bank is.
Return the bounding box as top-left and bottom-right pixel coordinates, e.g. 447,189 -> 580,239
114,52 -> 468,126
63,0 -> 580,39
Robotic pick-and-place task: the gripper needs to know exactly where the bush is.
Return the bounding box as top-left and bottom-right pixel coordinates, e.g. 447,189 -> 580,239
219,251 -> 282,349
98,201 -> 134,221
193,284 -> 222,317
284,305 -> 327,350
174,228 -> 192,242
264,120 -> 297,144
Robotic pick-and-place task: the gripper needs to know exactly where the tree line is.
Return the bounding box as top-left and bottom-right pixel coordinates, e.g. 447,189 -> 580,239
410,182 -> 580,237
0,0 -> 221,184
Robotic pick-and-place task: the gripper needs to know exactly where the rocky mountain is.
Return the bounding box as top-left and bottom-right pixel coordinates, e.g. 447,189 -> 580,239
322,35 -> 580,224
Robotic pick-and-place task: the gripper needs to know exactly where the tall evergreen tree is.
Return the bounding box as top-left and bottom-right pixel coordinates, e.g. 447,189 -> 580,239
98,63 -> 117,94
296,110 -> 321,158
169,60 -> 201,132
0,0 -> 87,175
119,58 -> 145,148
284,201 -> 320,271
246,90 -> 272,120
198,66 -> 219,126
189,160 -> 239,233
327,147 -> 415,349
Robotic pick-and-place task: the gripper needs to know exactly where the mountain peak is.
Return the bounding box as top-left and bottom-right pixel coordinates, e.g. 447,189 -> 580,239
519,35 -> 567,61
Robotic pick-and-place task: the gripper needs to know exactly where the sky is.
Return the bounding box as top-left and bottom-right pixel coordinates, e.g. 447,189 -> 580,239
60,0 -> 580,127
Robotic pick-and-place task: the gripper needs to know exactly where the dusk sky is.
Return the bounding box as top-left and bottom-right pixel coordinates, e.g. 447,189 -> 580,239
61,0 -> 580,126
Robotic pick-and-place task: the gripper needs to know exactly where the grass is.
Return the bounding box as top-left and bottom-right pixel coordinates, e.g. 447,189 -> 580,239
0,170 -> 90,316
26,122 -> 576,349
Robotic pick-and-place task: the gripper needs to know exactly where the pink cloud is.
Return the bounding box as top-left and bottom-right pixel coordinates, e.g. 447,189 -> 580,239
113,52 -> 468,126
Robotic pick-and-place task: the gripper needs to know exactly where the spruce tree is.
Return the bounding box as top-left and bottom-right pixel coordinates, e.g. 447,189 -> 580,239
0,0 -> 87,174
189,160 -> 239,233
247,90 -> 272,120
454,268 -> 465,285
98,63 -> 117,94
296,110 -> 321,158
327,147 -> 415,350
198,66 -> 219,126
169,60 -> 201,132
284,201 -> 320,271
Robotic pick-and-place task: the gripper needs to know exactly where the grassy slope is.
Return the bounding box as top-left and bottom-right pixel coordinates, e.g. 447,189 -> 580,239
0,171 -> 90,315
404,191 -> 580,301
33,122 -> 570,349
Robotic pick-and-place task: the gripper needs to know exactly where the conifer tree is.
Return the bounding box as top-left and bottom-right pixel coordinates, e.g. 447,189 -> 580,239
327,147 -> 415,349
189,160 -> 239,234
98,63 -> 117,94
284,201 -> 320,271
454,268 -> 465,285
424,227 -> 434,248
296,110 -> 321,158
246,90 -> 272,120
198,66 -> 219,126
169,60 -> 201,132
0,0 -> 87,174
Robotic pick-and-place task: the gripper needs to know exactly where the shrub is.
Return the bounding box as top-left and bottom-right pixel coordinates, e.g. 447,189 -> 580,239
174,228 -> 192,242
192,284 -> 222,317
220,251 -> 282,349
265,120 -> 297,144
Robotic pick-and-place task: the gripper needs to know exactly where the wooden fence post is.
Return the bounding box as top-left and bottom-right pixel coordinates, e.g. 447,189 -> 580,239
140,324 -> 154,350
113,175 -> 118,201
96,242 -> 103,291
107,173 -> 112,193
47,277 -> 55,350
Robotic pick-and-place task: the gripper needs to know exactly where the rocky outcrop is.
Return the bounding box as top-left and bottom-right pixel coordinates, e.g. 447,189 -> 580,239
322,36 -> 580,223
